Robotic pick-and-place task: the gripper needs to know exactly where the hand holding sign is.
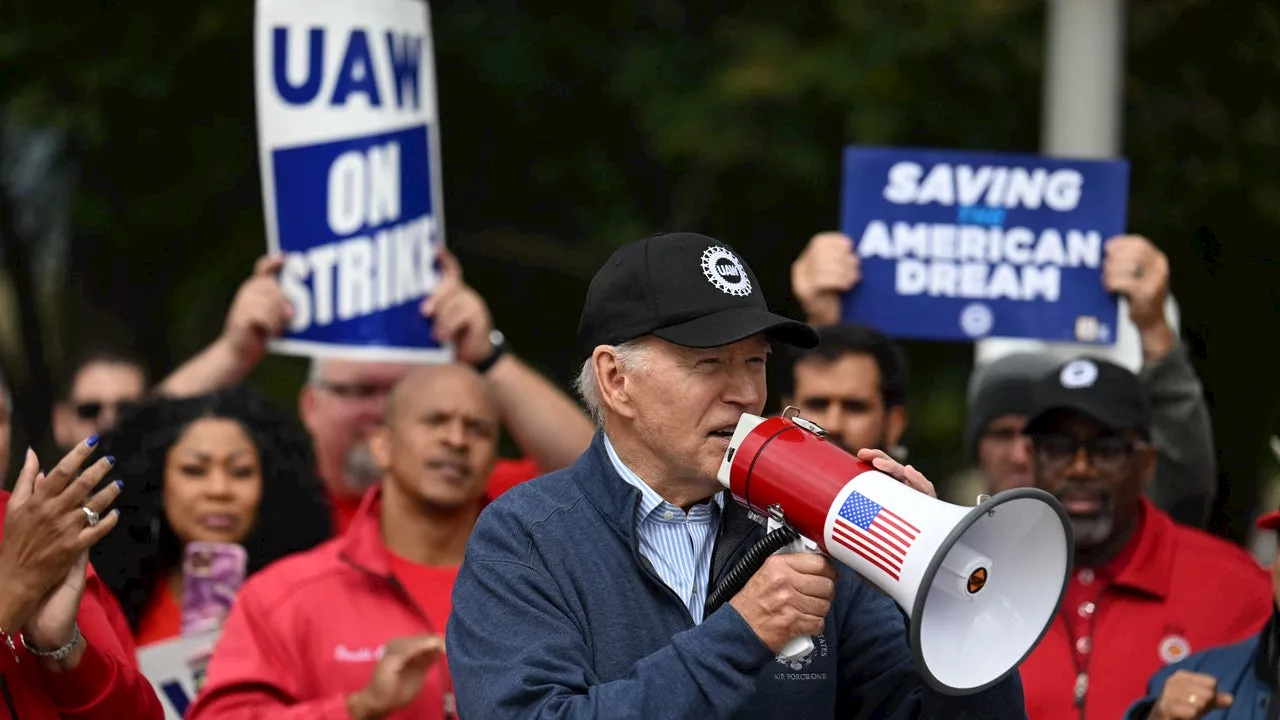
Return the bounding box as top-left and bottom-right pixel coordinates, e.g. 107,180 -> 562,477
839,147 -> 1129,344
346,634 -> 446,720
791,232 -> 861,325
221,255 -> 294,367
1102,235 -> 1175,360
420,247 -> 495,365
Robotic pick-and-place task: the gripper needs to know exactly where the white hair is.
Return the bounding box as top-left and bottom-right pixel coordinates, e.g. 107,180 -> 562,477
574,338 -> 652,426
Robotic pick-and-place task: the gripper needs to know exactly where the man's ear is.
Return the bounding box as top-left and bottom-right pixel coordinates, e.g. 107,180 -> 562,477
595,346 -> 638,421
1137,442 -> 1159,491
369,424 -> 393,471
885,405 -> 909,450
52,402 -> 75,448
299,384 -> 319,436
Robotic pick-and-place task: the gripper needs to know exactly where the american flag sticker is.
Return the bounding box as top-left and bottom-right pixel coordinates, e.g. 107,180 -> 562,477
831,491 -> 921,581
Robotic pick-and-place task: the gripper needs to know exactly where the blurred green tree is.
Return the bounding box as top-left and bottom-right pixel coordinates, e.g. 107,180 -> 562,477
0,0 -> 1275,542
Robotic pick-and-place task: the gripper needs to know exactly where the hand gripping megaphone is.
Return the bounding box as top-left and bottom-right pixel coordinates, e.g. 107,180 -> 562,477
709,409 -> 1073,696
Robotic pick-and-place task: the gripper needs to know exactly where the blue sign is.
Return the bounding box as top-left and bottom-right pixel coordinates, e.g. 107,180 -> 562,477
255,0 -> 449,362
839,146 -> 1129,344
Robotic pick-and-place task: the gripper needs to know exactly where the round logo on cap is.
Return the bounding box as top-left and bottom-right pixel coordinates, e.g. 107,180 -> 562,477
1060,359 -> 1099,389
701,246 -> 752,297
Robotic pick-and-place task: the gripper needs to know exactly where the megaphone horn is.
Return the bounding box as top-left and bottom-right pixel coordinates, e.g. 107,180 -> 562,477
712,410 -> 1073,696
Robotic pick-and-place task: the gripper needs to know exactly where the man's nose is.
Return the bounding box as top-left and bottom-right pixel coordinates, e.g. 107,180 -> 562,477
1010,436 -> 1032,465
722,368 -> 762,408
442,419 -> 469,448
819,404 -> 844,434
1065,446 -> 1095,476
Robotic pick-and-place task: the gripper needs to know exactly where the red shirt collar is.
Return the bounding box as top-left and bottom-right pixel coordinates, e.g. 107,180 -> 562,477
1102,496 -> 1175,599
335,485 -> 493,576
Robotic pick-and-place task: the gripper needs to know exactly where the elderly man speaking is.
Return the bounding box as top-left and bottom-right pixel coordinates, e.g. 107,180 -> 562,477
446,233 -> 1026,718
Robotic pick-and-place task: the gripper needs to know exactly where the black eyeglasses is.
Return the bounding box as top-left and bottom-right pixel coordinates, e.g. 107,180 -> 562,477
314,381 -> 393,401
74,400 -> 138,421
1031,434 -> 1140,472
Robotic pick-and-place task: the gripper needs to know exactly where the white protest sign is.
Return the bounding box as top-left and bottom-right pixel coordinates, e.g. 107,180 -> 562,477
254,0 -> 451,362
137,629 -> 221,720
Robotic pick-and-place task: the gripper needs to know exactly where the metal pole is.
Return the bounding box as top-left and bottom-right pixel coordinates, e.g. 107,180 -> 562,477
974,0 -> 1147,371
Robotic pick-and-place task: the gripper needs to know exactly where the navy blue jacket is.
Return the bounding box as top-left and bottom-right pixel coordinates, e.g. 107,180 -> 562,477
446,432 -> 1027,719
1126,619 -> 1278,720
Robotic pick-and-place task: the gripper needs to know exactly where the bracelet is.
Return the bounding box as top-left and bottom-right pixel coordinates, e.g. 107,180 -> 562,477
0,627 -> 18,664
21,623 -> 81,661
472,330 -> 507,374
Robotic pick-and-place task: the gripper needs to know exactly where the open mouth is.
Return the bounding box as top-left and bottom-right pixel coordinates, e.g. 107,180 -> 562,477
708,427 -> 736,441
200,514 -> 239,532
427,459 -> 471,484
1056,488 -> 1110,516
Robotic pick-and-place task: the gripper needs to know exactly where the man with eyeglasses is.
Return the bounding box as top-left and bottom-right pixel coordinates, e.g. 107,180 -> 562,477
1015,356 -> 1272,720
52,349 -> 149,451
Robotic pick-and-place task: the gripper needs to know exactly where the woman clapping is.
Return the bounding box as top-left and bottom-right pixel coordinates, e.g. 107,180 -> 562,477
0,436 -> 164,719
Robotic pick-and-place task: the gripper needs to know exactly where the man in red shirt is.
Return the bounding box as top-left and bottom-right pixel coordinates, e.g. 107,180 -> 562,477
187,361 -> 504,720
1017,356 -> 1271,719
157,248 -> 594,534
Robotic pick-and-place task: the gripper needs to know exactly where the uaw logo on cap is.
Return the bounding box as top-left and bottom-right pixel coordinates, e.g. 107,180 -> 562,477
1060,359 -> 1099,389
701,246 -> 752,297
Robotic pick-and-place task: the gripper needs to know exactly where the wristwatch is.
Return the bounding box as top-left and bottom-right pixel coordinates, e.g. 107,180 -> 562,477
21,623 -> 81,662
473,329 -> 506,374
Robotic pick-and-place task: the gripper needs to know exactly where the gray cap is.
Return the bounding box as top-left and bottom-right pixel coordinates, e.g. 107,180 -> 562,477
964,353 -> 1062,461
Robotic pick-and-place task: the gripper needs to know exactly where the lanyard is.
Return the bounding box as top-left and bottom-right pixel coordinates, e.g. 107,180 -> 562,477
1062,587 -> 1106,719
1,676 -> 17,719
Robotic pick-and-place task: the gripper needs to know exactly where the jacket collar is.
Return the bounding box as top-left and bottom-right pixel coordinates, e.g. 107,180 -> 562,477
1110,497 -> 1176,599
337,485 -> 393,577
337,481 -> 496,577
571,431 -> 644,546
1255,605 -> 1280,686
571,430 -> 764,584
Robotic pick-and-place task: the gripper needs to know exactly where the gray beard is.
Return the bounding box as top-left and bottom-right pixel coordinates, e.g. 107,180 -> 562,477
1070,514 -> 1115,549
341,443 -> 382,492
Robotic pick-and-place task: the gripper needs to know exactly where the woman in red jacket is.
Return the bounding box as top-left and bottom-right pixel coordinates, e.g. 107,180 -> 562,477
0,436 -> 165,719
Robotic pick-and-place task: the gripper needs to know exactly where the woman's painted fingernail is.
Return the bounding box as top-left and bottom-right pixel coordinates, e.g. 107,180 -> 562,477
86,434 -> 99,447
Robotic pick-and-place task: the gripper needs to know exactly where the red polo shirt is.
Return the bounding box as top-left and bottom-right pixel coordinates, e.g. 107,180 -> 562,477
1019,498 -> 1272,719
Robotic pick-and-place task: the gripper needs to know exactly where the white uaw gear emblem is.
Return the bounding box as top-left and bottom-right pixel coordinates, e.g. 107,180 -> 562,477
1158,634 -> 1191,664
701,246 -> 752,297
1060,359 -> 1099,389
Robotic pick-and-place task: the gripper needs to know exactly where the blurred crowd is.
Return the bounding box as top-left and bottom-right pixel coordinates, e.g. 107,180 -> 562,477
0,228 -> 1272,720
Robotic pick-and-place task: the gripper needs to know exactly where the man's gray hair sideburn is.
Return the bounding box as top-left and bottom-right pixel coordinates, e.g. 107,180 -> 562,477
574,338 -> 651,426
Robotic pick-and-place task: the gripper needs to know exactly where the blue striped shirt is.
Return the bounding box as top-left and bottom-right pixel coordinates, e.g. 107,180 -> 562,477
604,435 -> 723,624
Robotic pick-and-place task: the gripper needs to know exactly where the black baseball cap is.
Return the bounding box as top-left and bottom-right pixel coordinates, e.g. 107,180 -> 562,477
1023,357 -> 1151,437
578,233 -> 818,358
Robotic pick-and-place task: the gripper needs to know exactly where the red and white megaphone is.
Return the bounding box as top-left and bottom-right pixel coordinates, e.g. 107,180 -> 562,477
714,409 -> 1072,696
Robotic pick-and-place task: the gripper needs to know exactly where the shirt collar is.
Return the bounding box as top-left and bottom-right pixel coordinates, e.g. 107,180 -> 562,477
603,434 -> 724,521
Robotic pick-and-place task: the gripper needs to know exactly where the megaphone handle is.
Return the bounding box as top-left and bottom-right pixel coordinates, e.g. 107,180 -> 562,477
776,634 -> 816,663
764,517 -> 821,664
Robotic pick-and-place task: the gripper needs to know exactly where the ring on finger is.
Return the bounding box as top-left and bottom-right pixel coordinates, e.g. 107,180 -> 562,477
1132,263 -> 1144,279
1188,694 -> 1198,705
81,506 -> 101,527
